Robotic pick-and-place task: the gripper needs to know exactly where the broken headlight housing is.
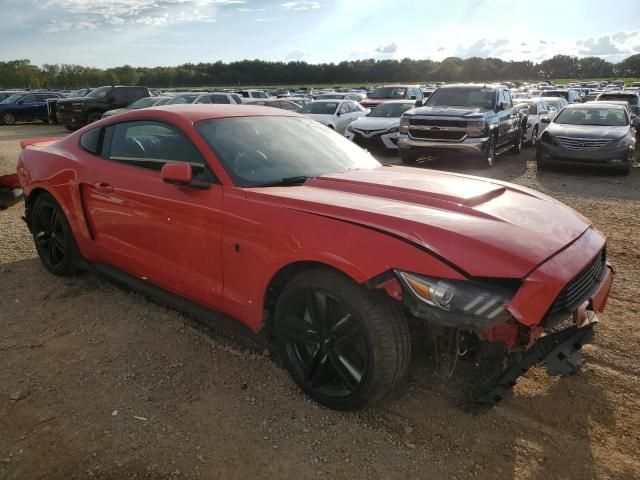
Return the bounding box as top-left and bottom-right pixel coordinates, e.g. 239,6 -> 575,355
396,270 -> 517,330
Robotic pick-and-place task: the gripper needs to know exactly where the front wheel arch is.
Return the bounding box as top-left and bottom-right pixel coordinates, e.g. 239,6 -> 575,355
262,261 -> 363,337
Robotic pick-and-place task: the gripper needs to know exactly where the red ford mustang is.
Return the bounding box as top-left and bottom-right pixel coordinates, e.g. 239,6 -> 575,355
17,105 -> 613,410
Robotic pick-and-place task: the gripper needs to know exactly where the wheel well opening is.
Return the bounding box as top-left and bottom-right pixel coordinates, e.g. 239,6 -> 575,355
262,261 -> 345,338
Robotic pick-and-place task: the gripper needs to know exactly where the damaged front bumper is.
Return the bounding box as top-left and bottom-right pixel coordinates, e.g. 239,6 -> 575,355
469,317 -> 597,407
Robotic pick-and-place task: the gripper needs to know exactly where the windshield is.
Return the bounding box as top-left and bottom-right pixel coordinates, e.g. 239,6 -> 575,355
543,91 -> 568,99
368,102 -> 414,118
196,116 -> 379,187
368,87 -> 407,99
69,89 -> 89,97
598,94 -> 639,106
128,97 -> 157,109
516,102 -> 537,114
554,107 -> 628,126
0,93 -> 24,104
425,88 -> 496,110
167,94 -> 199,104
85,86 -> 112,99
299,102 -> 338,115
316,94 -> 344,100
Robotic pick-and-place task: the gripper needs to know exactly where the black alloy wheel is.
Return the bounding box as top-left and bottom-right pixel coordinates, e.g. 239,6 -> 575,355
31,193 -> 80,276
485,135 -> 497,167
275,268 -> 410,410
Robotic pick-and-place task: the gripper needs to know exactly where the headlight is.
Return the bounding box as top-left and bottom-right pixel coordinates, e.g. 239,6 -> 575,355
610,135 -> 632,149
396,271 -> 516,330
387,126 -> 399,133
540,132 -> 556,145
399,116 -> 410,133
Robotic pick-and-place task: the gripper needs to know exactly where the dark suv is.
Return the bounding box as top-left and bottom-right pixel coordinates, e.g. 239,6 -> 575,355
397,84 -> 522,167
56,86 -> 151,130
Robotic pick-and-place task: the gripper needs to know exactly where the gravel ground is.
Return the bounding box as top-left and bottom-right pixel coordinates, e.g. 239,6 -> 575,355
1,124 -> 639,480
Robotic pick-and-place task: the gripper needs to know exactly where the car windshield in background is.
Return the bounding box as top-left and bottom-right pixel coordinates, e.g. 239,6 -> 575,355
196,116 -> 380,187
316,94 -> 344,100
599,94 -> 639,106
69,89 -> 89,97
85,86 -> 112,99
515,102 -> 537,114
426,88 -> 496,110
299,102 -> 338,115
368,102 -> 415,117
167,95 -> 199,104
129,97 -> 158,108
554,107 -> 628,126
368,87 -> 407,99
0,93 -> 24,104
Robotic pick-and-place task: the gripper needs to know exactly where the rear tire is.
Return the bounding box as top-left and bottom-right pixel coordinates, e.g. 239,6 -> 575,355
31,193 -> 80,276
510,128 -> 523,154
2,112 -> 16,125
275,268 -> 410,410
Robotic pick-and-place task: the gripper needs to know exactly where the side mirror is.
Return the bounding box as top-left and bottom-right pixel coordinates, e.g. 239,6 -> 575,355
161,162 -> 192,186
632,116 -> 640,128
541,117 -> 551,124
410,95 -> 416,100
414,100 -> 423,107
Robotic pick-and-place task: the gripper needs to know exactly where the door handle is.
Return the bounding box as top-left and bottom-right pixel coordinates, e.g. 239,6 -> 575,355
94,182 -> 114,193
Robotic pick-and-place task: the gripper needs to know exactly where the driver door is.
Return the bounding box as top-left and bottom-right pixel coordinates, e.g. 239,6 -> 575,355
82,120 -> 224,309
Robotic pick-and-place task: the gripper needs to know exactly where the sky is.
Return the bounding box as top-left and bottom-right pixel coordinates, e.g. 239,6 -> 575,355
2,0 -> 640,67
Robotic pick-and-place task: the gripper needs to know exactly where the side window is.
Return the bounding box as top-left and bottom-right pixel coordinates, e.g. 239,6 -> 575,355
210,94 -> 230,104
279,101 -> 298,111
415,89 -> 423,100
112,89 -> 128,104
231,94 -> 243,104
21,95 -> 37,104
103,120 -> 213,181
502,90 -> 513,107
196,95 -> 212,104
348,102 -> 360,113
80,128 -> 101,155
338,102 -> 349,114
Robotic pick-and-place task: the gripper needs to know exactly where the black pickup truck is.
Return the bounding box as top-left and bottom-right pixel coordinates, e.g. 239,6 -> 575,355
397,84 -> 523,167
56,85 -> 151,130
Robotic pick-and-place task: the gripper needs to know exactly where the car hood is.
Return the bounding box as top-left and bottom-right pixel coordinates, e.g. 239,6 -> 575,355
246,166 -> 591,278
303,114 -> 334,124
546,123 -> 629,140
350,116 -> 399,131
57,96 -> 96,104
409,106 -> 493,118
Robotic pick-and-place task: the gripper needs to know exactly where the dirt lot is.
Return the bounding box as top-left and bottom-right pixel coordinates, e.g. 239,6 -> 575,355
1,124 -> 639,480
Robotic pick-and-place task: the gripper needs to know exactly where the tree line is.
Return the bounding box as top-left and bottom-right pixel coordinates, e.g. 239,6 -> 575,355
1,54 -> 639,89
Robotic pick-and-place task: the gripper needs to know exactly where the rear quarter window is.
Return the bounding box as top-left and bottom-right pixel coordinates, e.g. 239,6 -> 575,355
80,128 -> 101,155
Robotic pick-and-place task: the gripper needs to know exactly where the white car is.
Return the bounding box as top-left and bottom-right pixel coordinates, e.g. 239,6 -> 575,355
297,100 -> 368,133
539,96 -> 568,117
514,99 -> 555,146
344,100 -> 415,150
166,92 -> 243,105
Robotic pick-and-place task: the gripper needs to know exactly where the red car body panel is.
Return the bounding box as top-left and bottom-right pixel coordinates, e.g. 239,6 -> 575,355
16,105 -> 611,339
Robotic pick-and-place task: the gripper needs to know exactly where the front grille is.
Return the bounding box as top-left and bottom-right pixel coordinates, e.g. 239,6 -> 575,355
56,102 -> 73,113
410,118 -> 467,128
353,136 -> 385,149
409,129 -> 466,141
550,248 -> 606,316
556,136 -> 610,150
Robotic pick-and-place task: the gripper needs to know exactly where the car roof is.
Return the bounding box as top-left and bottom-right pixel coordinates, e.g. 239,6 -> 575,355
439,83 -> 501,89
308,99 -> 347,103
566,102 -> 626,110
140,104 -> 298,122
598,91 -> 636,96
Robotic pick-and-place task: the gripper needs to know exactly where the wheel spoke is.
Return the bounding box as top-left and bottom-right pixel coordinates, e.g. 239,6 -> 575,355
282,318 -> 320,346
48,237 -> 57,264
49,209 -> 58,229
328,349 -> 361,392
52,237 -> 66,254
302,347 -> 323,381
36,206 -> 49,228
306,291 -> 327,334
35,231 -> 50,247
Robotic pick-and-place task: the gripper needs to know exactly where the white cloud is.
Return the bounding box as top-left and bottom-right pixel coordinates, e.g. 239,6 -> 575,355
286,49 -> 310,61
41,0 -> 233,31
280,1 -> 321,10
374,42 -> 398,54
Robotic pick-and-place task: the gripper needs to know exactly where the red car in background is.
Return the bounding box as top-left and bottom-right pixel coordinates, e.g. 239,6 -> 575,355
16,105 -> 612,410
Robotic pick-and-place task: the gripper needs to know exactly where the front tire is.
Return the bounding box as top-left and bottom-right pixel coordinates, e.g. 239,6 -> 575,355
510,128 -> 523,154
86,112 -> 102,124
530,126 -> 538,147
275,268 -> 410,410
2,112 -> 16,125
484,135 -> 497,167
31,193 -> 80,276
